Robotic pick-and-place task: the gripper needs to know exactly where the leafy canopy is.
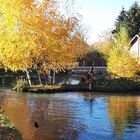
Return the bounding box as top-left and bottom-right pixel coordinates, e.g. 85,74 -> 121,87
0,0 -> 88,73
107,26 -> 138,78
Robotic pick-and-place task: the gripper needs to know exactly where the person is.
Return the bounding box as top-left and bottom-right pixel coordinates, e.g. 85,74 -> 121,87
80,67 -> 94,85
86,67 -> 94,82
86,67 -> 94,90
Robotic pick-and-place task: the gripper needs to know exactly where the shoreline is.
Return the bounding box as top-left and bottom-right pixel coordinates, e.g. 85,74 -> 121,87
19,84 -> 140,94
13,78 -> 140,94
0,111 -> 22,140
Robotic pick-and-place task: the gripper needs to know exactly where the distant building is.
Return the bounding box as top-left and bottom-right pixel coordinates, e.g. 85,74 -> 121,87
78,42 -> 109,67
130,33 -> 140,63
78,50 -> 106,67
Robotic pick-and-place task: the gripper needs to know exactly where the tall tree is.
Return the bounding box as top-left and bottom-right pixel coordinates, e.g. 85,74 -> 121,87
0,0 -> 87,85
127,1 -> 140,38
115,7 -> 128,32
107,26 -> 138,78
115,1 -> 140,38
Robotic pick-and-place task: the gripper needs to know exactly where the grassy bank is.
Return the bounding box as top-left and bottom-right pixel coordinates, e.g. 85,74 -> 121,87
93,78 -> 140,92
0,110 -> 22,140
22,84 -> 90,93
13,78 -> 140,93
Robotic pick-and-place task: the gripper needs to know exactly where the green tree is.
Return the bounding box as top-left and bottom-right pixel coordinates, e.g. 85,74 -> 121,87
107,26 -> 138,78
127,1 -> 140,38
115,1 -> 140,38
115,7 -> 128,32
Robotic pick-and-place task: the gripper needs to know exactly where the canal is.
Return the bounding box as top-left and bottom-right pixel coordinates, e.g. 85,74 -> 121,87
0,89 -> 140,140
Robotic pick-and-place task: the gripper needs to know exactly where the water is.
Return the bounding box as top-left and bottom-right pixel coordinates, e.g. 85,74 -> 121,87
0,74 -> 81,86
0,90 -> 140,140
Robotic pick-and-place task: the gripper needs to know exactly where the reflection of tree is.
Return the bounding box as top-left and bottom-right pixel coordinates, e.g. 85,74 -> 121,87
108,96 -> 139,140
83,93 -> 96,115
0,93 -> 6,107
1,92 -> 86,140
55,74 -> 80,85
1,94 -> 37,140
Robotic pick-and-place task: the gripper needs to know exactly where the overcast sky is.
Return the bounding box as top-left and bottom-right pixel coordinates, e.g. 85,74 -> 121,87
74,0 -> 140,43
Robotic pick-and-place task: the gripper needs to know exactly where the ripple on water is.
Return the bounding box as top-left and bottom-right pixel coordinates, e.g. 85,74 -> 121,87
1,91 -> 140,140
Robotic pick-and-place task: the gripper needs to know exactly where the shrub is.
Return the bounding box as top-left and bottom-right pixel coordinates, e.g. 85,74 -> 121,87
94,78 -> 140,92
0,110 -> 14,129
13,79 -> 29,92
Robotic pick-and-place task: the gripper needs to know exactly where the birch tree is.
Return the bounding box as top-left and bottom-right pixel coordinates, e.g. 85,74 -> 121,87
0,0 -> 87,85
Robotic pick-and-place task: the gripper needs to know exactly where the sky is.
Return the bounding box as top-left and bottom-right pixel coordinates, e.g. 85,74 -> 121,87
74,0 -> 140,44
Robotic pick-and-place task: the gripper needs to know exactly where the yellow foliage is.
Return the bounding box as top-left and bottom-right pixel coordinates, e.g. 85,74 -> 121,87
0,0 -> 87,73
107,26 -> 138,78
108,48 -> 138,77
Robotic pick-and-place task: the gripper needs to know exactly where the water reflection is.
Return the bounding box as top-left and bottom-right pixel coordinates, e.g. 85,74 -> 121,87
0,92 -> 86,140
108,96 -> 140,140
0,75 -> 80,87
83,93 -> 96,115
0,91 -> 140,140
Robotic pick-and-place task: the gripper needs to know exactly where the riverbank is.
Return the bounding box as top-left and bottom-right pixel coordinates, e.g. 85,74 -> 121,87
0,110 -> 22,140
22,84 -> 91,93
93,78 -> 140,92
14,78 -> 140,93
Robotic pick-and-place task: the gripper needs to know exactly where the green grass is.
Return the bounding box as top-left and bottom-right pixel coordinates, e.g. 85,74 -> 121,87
13,77 -> 140,93
0,110 -> 14,129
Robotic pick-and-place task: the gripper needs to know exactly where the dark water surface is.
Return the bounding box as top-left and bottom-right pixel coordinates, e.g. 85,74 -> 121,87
0,90 -> 140,140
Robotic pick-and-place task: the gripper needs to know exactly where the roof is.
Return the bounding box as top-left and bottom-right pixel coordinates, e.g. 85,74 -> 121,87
130,33 -> 140,46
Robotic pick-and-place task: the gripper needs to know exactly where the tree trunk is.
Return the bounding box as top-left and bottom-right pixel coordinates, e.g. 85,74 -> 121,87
25,69 -> 32,87
37,71 -> 42,85
52,71 -> 55,84
83,60 -> 85,66
2,78 -> 5,85
47,70 -> 52,84
35,66 -> 42,85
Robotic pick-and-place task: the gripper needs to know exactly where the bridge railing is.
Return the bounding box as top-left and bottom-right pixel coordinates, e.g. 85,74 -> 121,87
71,66 -> 107,74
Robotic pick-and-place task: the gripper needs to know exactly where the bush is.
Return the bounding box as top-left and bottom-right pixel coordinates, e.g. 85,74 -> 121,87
94,78 -> 140,92
13,79 -> 29,92
0,110 -> 14,129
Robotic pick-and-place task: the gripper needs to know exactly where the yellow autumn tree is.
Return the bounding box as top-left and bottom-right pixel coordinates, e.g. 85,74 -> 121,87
0,0 -> 87,85
107,26 -> 138,78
